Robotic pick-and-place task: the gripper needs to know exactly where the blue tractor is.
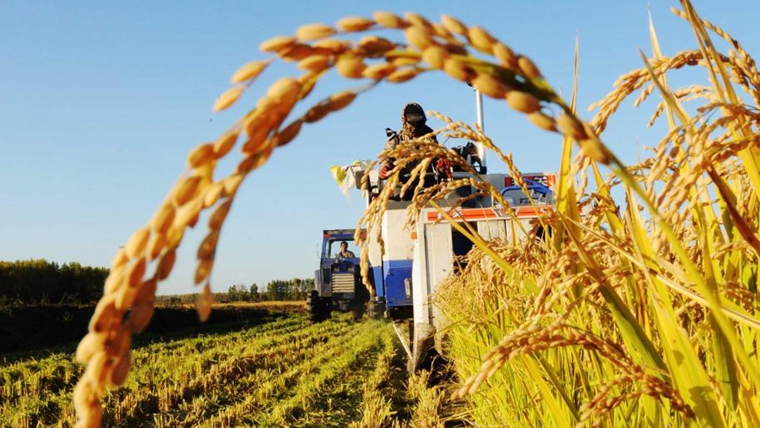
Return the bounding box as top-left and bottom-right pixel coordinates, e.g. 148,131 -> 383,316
308,229 -> 381,321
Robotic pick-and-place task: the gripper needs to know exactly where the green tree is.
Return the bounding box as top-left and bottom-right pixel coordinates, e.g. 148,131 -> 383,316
249,283 -> 259,302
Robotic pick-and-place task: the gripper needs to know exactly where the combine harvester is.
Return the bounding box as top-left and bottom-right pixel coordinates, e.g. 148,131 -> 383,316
313,92 -> 557,371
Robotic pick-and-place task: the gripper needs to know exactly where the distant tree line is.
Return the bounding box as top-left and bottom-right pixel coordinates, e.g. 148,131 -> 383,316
0,259 -> 108,306
157,278 -> 315,306
1,258 -> 315,307
224,278 -> 314,302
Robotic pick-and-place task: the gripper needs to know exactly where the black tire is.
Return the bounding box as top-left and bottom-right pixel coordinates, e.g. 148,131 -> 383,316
322,297 -> 333,320
307,290 -> 325,322
366,300 -> 385,320
350,306 -> 364,322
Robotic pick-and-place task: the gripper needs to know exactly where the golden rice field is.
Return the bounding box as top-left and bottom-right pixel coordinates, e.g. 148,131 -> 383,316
2,312 -> 450,428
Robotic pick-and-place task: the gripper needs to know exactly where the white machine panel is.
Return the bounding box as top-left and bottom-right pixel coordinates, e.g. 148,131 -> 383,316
381,209 -> 415,261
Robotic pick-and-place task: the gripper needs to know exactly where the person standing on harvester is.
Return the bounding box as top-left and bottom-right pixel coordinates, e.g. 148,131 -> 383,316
379,102 -> 438,180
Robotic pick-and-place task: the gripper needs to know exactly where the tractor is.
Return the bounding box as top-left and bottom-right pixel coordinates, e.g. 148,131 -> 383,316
308,229 -> 377,321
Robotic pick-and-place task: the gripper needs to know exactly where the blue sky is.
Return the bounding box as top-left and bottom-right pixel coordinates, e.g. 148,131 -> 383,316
2,1 -> 758,296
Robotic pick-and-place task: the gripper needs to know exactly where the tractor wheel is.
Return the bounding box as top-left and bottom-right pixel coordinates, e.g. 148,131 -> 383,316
322,298 -> 333,320
366,300 -> 385,320
307,291 -> 324,322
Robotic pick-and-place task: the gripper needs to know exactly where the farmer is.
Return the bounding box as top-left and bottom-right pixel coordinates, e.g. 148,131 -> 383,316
379,102 -> 438,180
335,241 -> 355,261
379,103 -> 451,200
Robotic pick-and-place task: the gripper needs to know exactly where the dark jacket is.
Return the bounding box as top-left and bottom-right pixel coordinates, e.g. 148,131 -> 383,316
380,103 -> 438,178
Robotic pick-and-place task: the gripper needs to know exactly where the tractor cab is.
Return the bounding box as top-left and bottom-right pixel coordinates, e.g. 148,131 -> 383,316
309,229 -> 373,321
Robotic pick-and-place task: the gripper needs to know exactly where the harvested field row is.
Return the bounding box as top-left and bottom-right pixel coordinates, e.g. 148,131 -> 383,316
1,312 -> 414,428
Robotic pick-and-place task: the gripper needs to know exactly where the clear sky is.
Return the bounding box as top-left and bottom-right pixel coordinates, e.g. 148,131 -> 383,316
2,0 -> 758,296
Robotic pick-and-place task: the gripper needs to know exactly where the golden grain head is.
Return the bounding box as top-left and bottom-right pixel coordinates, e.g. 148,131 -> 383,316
506,91 -> 541,114
444,41 -> 468,56
147,233 -> 166,261
404,12 -> 434,31
223,173 -> 245,196
126,257 -> 147,288
517,56 -> 542,79
165,226 -> 184,250
242,121 -> 273,154
73,379 -> 96,413
203,181 -> 225,208
213,86 -> 246,112
527,112 -> 558,132
156,249 -> 176,281
304,103 -> 331,123
175,199 -> 202,229
297,55 -> 331,73
297,73 -> 319,99
422,45 -> 451,70
468,26 -> 497,55
198,230 -> 220,260
579,136 -> 610,165
472,72 -> 509,99
187,142 -> 216,169
326,91 -> 358,113
404,25 -> 435,50
134,278 -> 157,304
296,23 -> 336,41
493,42 -> 518,69
108,353 -> 131,387
173,176 -> 202,207
266,77 -> 303,107
441,15 -> 468,36
209,199 -> 233,230
336,16 -> 375,32
150,204 -> 176,235
387,67 -> 421,83
76,399 -> 102,428
443,57 -> 475,82
110,248 -> 128,270
278,44 -> 315,62
110,330 -> 132,358
76,332 -> 105,364
259,35 -> 297,53
373,11 -> 408,29
127,303 -> 154,333
274,119 -> 303,147
336,54 -> 367,79
236,148 -> 271,173
362,62 -> 397,80
213,131 -> 238,158
194,258 -> 214,284
197,284 -> 214,322
89,298 -> 117,334
578,122 -> 609,164
312,38 -> 350,53
115,285 -> 137,312
556,113 -> 589,140
390,56 -> 420,67
230,59 -> 271,84
103,267 -> 125,295
432,23 -> 454,41
358,36 -> 396,56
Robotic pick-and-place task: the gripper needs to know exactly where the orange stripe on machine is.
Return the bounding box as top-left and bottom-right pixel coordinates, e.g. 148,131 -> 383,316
425,206 -> 546,223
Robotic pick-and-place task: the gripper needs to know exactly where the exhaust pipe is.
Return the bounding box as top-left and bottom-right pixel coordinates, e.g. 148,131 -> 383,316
475,89 -> 487,173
